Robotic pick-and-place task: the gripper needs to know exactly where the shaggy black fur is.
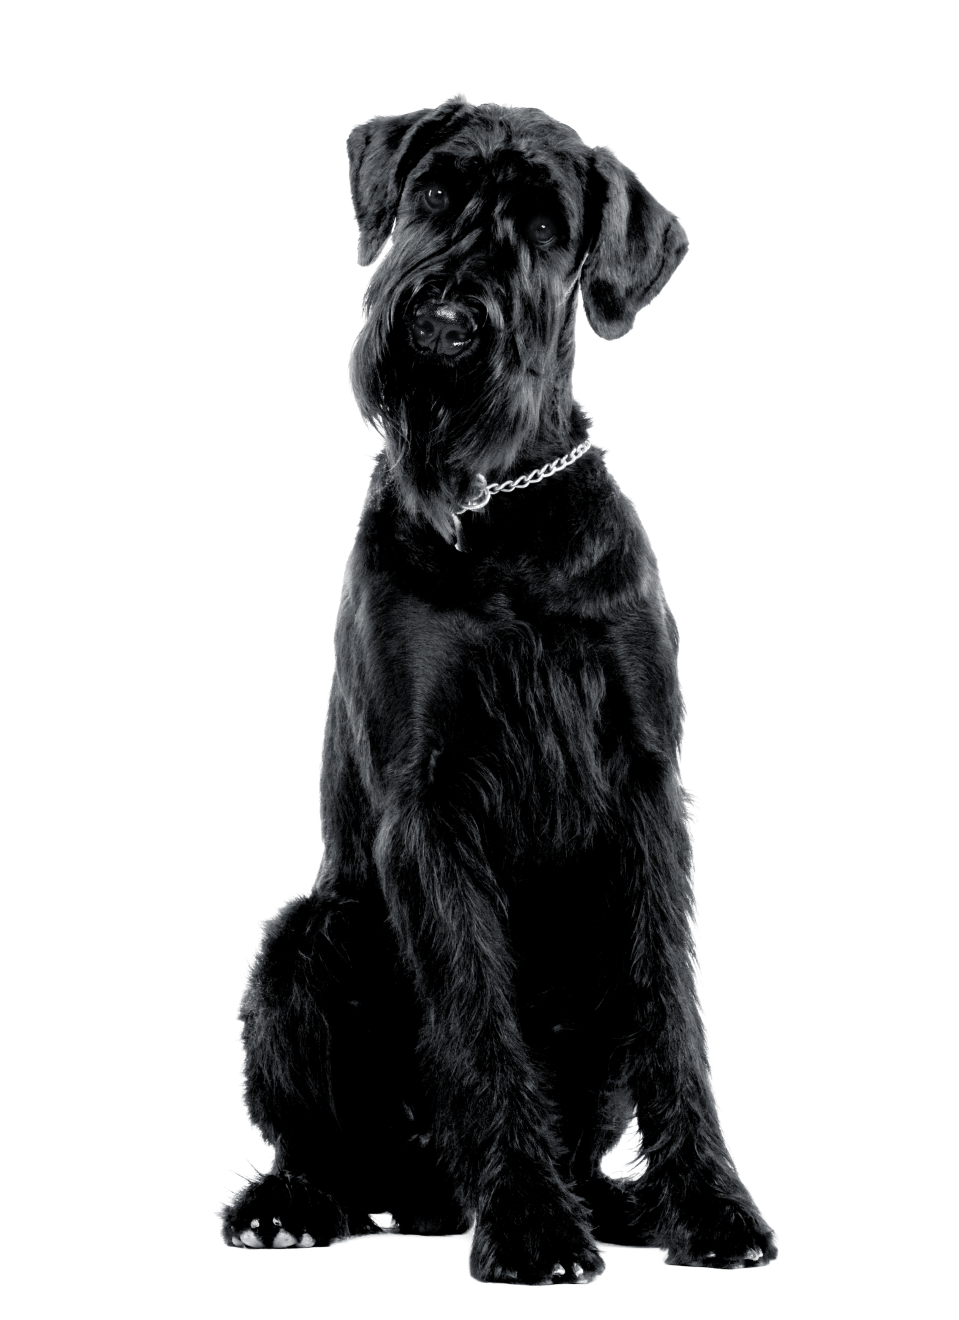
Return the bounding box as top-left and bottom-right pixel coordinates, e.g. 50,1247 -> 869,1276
222,97 -> 776,1283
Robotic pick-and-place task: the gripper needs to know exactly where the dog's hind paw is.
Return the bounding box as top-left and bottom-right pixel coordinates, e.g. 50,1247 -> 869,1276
222,1171 -> 376,1249
392,1200 -> 470,1236
229,1215 -> 316,1249
580,1174 -> 661,1246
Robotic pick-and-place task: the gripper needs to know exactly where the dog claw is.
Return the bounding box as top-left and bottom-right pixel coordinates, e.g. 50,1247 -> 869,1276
234,1222 -> 302,1248
548,1260 -> 590,1282
745,1246 -> 763,1261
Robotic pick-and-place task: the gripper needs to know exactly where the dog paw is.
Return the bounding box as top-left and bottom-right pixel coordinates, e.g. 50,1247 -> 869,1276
663,1195 -> 777,1269
471,1225 -> 604,1285
229,1215 -> 315,1249
580,1174 -> 662,1247
222,1171 -> 373,1249
470,1192 -> 604,1285
392,1200 -> 471,1236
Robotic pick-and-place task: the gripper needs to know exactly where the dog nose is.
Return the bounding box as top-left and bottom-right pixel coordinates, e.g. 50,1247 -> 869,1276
410,301 -> 475,357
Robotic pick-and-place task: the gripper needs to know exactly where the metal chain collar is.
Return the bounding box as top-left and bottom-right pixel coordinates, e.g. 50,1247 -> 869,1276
453,438 -> 593,517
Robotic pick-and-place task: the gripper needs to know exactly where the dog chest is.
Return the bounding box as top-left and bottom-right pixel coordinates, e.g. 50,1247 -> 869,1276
336,565 -> 678,859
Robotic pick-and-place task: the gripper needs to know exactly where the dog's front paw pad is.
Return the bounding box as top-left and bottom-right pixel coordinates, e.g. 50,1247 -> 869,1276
238,1228 -> 264,1248
298,1232 -> 316,1247
269,1216 -> 298,1249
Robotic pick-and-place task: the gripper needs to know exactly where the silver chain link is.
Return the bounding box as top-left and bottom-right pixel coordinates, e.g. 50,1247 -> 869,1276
454,438 -> 592,515
487,438 -> 593,496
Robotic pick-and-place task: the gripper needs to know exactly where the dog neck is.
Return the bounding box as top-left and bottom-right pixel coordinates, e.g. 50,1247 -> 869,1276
449,434 -> 593,552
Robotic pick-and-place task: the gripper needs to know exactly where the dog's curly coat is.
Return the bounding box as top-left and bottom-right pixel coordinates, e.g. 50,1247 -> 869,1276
222,97 -> 776,1282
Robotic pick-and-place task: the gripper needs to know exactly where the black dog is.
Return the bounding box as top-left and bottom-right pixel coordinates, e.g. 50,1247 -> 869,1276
222,98 -> 776,1282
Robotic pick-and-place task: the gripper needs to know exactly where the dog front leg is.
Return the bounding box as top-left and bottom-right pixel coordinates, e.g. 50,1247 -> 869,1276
375,805 -> 604,1284
623,770 -> 777,1268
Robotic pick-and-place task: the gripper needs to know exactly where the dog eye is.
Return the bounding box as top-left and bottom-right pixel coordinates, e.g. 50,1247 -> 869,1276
525,214 -> 558,246
424,183 -> 451,213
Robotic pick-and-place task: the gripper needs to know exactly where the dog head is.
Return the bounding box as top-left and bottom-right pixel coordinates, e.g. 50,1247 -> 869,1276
348,98 -> 687,537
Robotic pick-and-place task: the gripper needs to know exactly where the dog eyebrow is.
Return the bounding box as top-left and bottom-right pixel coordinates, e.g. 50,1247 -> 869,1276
411,161 -> 572,236
411,151 -> 474,180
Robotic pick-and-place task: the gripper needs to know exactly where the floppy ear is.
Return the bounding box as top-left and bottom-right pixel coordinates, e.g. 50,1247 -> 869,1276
581,146 -> 689,340
347,97 -> 469,266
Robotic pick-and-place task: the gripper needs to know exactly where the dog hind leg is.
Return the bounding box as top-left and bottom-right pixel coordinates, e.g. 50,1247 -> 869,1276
389,1134 -> 471,1236
222,886 -> 420,1248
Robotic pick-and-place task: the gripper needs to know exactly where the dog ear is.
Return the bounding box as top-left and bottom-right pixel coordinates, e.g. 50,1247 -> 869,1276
347,98 -> 469,266
581,147 -> 689,340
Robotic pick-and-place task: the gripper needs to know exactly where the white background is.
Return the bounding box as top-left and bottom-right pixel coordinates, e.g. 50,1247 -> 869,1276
2,2 -> 955,1317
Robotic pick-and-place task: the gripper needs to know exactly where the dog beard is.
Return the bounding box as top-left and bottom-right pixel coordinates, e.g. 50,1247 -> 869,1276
350,257 -> 574,539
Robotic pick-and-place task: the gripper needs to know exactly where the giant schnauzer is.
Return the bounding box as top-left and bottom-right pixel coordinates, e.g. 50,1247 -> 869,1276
222,97 -> 777,1283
